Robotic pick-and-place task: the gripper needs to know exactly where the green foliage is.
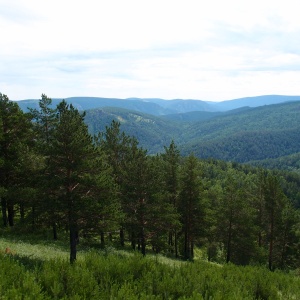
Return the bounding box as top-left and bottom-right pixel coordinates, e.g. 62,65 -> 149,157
1,248 -> 300,299
249,152 -> 300,173
0,254 -> 46,299
0,93 -> 33,227
179,154 -> 206,260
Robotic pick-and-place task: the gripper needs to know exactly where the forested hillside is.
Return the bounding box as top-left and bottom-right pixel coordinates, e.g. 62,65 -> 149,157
249,152 -> 300,173
180,101 -> 300,163
84,100 -> 300,165
1,93 -> 300,272
84,107 -> 182,154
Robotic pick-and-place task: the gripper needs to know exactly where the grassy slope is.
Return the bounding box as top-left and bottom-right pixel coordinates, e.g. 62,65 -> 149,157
1,229 -> 300,299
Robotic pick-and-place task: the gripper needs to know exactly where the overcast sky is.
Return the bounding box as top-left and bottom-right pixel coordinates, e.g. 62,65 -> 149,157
1,0 -> 300,101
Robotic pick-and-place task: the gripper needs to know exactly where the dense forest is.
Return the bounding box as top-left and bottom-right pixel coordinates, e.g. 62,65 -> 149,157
1,92 -> 300,273
84,101 -> 300,164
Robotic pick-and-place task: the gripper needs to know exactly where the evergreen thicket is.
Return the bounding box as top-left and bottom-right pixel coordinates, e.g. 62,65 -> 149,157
1,93 -> 300,271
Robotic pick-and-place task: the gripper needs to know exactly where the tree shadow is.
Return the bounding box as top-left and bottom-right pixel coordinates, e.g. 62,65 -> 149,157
9,253 -> 44,271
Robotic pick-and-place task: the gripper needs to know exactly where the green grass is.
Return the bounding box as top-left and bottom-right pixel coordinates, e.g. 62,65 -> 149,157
1,228 -> 300,299
0,228 -> 69,261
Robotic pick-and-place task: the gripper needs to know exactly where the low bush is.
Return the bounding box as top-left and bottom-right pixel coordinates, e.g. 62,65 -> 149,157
1,247 -> 300,299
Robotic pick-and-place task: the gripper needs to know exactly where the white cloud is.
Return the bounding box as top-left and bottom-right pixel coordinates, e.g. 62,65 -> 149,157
1,0 -> 300,101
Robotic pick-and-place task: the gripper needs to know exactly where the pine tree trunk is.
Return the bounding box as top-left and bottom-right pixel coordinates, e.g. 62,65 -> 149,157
141,228 -> 146,256
175,230 -> 178,258
68,189 -> 77,263
268,210 -> 274,271
120,227 -> 125,247
131,232 -> 136,250
70,224 -> 77,264
20,203 -> 25,223
1,198 -> 7,227
31,205 -> 36,229
168,232 -> 173,250
184,226 -> 189,260
226,215 -> 233,263
100,231 -> 105,247
53,222 -> 57,240
7,201 -> 14,227
279,223 -> 289,269
191,240 -> 194,259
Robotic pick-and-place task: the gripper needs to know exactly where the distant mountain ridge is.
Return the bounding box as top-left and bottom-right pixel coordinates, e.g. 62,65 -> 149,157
210,95 -> 300,111
14,95 -> 300,115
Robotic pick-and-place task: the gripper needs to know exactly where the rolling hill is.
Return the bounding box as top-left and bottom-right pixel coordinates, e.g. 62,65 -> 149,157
84,107 -> 183,154
179,101 -> 300,162
14,95 -> 300,168
84,101 -> 300,166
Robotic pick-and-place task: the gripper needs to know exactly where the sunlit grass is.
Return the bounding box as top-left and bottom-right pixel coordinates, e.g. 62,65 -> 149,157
0,238 -> 68,260
0,227 -> 69,261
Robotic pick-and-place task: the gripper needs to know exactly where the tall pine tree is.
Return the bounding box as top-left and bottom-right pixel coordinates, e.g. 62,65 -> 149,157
179,154 -> 204,260
49,100 -> 117,263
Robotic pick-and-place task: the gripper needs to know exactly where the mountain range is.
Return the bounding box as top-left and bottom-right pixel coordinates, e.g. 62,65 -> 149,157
16,95 -> 300,115
15,95 -> 300,171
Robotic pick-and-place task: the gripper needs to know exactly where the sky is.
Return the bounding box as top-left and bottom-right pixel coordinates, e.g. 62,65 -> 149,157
1,0 -> 300,101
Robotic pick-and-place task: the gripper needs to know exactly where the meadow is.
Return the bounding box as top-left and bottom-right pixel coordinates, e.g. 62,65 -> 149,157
1,229 -> 300,299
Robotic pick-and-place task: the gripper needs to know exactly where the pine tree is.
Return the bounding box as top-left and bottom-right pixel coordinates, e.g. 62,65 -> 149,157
99,120 -> 134,246
178,154 -> 204,260
122,143 -> 149,255
143,155 -> 180,254
264,174 -> 293,270
49,100 -> 117,263
29,94 -> 59,236
0,93 -> 32,227
216,168 -> 257,264
161,140 -> 181,256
